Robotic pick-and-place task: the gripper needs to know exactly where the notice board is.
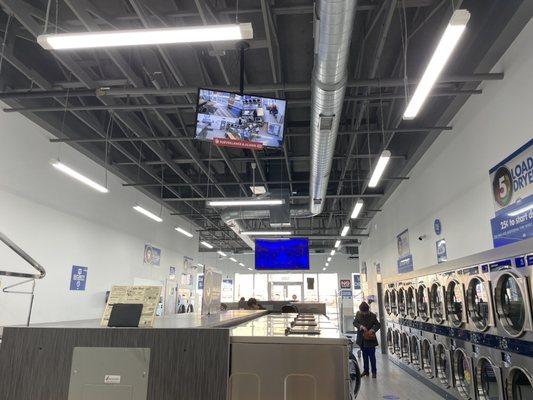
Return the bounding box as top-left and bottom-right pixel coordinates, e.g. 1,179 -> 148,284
101,285 -> 162,327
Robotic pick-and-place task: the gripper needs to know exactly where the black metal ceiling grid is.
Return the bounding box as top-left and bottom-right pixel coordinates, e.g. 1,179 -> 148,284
0,0 -> 527,253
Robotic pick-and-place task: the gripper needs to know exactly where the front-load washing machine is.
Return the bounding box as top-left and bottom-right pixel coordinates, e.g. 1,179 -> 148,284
400,331 -> 410,364
391,287 -> 399,319
386,326 -> 394,355
473,344 -> 505,400
464,264 -> 497,334
420,332 -> 436,379
446,274 -> 467,328
416,277 -> 431,322
398,283 -> 408,319
429,275 -> 447,325
406,284 -> 417,320
384,284 -> 393,317
409,334 -> 422,371
434,337 -> 453,390
490,260 -> 533,340
503,353 -> 533,400
452,344 -> 476,400
392,329 -> 401,358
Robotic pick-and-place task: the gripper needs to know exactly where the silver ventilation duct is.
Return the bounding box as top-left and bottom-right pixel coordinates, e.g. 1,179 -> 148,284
309,0 -> 357,215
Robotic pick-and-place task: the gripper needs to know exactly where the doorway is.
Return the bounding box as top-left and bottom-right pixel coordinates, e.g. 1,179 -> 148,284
270,282 -> 303,301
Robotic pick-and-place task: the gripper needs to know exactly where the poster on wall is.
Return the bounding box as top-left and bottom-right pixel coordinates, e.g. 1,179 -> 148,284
353,274 -> 361,290
436,239 -> 448,263
183,256 -> 193,271
222,279 -> 234,302
143,244 -> 161,266
397,229 -> 414,273
489,139 -> 533,247
197,274 -> 204,290
69,266 -> 87,291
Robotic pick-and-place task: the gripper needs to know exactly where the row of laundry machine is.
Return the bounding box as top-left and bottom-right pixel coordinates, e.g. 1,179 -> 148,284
382,250 -> 532,400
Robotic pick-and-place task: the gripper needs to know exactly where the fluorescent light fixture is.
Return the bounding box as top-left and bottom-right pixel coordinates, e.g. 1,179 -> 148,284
175,227 -> 193,238
330,250 -> 336,256
239,263 -> 245,267
341,226 -> 350,237
37,23 -> 253,50
247,268 -> 253,271
334,240 -> 341,248
322,267 -> 327,271
508,203 -> 533,217
133,205 -> 162,222
198,263 -> 205,268
325,263 -> 329,267
368,150 -> 391,188
327,257 -> 332,262
241,231 -> 292,236
229,257 -> 237,263
351,199 -> 364,219
208,199 -> 284,207
201,241 -> 213,249
403,10 -> 470,119
250,185 -> 267,195
51,160 -> 108,193
217,251 -> 227,257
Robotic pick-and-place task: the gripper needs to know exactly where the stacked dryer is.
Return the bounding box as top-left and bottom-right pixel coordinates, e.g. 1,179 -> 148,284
382,250 -> 533,400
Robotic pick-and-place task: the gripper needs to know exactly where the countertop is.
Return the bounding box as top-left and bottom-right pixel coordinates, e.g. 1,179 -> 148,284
230,313 -> 348,345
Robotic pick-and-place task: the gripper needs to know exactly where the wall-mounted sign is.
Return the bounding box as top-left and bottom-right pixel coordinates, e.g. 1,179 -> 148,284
340,289 -> 352,299
489,139 -> 533,247
436,239 -> 448,263
214,137 -> 264,150
340,279 -> 351,289
169,267 -> 176,279
197,274 -> 204,290
397,229 -> 413,273
434,219 -> 442,235
70,266 -> 87,291
397,254 -> 414,274
353,274 -> 361,290
144,244 -> 161,266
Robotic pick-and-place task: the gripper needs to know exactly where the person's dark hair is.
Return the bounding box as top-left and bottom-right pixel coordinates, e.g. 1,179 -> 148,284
239,297 -> 245,302
359,301 -> 370,312
247,298 -> 258,307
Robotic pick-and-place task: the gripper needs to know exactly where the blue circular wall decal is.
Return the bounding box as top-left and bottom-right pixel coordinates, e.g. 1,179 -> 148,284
434,218 -> 442,235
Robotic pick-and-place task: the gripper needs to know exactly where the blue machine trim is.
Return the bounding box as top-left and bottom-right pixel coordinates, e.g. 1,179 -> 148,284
398,318 -> 533,357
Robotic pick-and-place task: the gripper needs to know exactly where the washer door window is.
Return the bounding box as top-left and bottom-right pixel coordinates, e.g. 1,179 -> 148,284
430,283 -> 445,324
454,349 -> 473,399
446,280 -> 464,327
393,330 -> 400,355
406,287 -> 416,318
417,285 -> 429,320
506,368 -> 533,400
476,358 -> 500,400
391,289 -> 398,316
410,337 -> 420,369
387,328 -> 393,353
495,273 -> 526,336
398,288 -> 407,317
436,344 -> 451,387
384,290 -> 391,314
467,277 -> 491,331
400,332 -> 409,363
421,339 -> 433,378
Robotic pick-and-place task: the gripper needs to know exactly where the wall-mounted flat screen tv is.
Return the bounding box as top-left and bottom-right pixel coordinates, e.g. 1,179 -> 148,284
195,88 -> 286,148
255,238 -> 309,270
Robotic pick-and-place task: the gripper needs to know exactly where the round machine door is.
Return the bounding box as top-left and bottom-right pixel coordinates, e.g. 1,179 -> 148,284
446,279 -> 465,327
400,332 -> 410,363
391,289 -> 398,316
417,284 -> 430,321
406,286 -> 417,319
466,276 -> 492,331
436,344 -> 451,388
476,357 -> 501,400
410,336 -> 421,370
453,349 -> 473,399
398,288 -> 407,317
430,283 -> 445,324
494,272 -> 529,337
387,328 -> 394,354
421,339 -> 434,378
393,330 -> 401,356
384,290 -> 392,315
506,367 -> 533,400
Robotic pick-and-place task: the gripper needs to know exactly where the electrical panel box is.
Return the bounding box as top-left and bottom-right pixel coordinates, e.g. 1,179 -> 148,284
68,347 -> 150,400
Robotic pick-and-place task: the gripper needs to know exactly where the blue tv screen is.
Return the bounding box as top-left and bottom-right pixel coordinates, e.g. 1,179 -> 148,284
255,238 -> 309,270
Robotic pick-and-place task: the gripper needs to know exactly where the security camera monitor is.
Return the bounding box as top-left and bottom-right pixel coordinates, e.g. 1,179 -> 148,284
194,88 -> 286,148
255,238 -> 309,270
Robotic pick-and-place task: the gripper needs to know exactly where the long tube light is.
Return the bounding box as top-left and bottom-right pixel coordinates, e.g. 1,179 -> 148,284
403,10 -> 470,119
51,160 -> 108,193
133,205 -> 162,222
334,240 -> 341,248
201,241 -> 214,249
208,199 -> 284,207
508,203 -> 533,217
327,257 -> 332,262
351,199 -> 364,219
37,23 -> 253,50
330,249 -> 336,256
239,263 -> 245,267
368,150 -> 391,188
217,251 -> 227,257
175,227 -> 193,238
229,257 -> 237,263
241,231 -> 292,236
341,226 -> 350,237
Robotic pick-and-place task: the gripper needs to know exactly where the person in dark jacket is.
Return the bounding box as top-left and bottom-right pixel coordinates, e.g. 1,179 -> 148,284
353,301 -> 381,378
237,297 -> 247,309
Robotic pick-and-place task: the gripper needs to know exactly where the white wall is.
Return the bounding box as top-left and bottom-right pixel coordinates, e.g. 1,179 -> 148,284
359,19 -> 533,296
0,108 -> 203,326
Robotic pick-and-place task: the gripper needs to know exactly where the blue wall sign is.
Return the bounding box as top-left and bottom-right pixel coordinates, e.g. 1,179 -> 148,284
397,254 -> 414,273
353,274 -> 361,290
340,289 -> 352,299
70,266 -> 87,291
434,219 -> 442,235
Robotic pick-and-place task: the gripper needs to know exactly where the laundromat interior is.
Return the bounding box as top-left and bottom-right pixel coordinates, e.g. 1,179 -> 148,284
0,1 -> 532,400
